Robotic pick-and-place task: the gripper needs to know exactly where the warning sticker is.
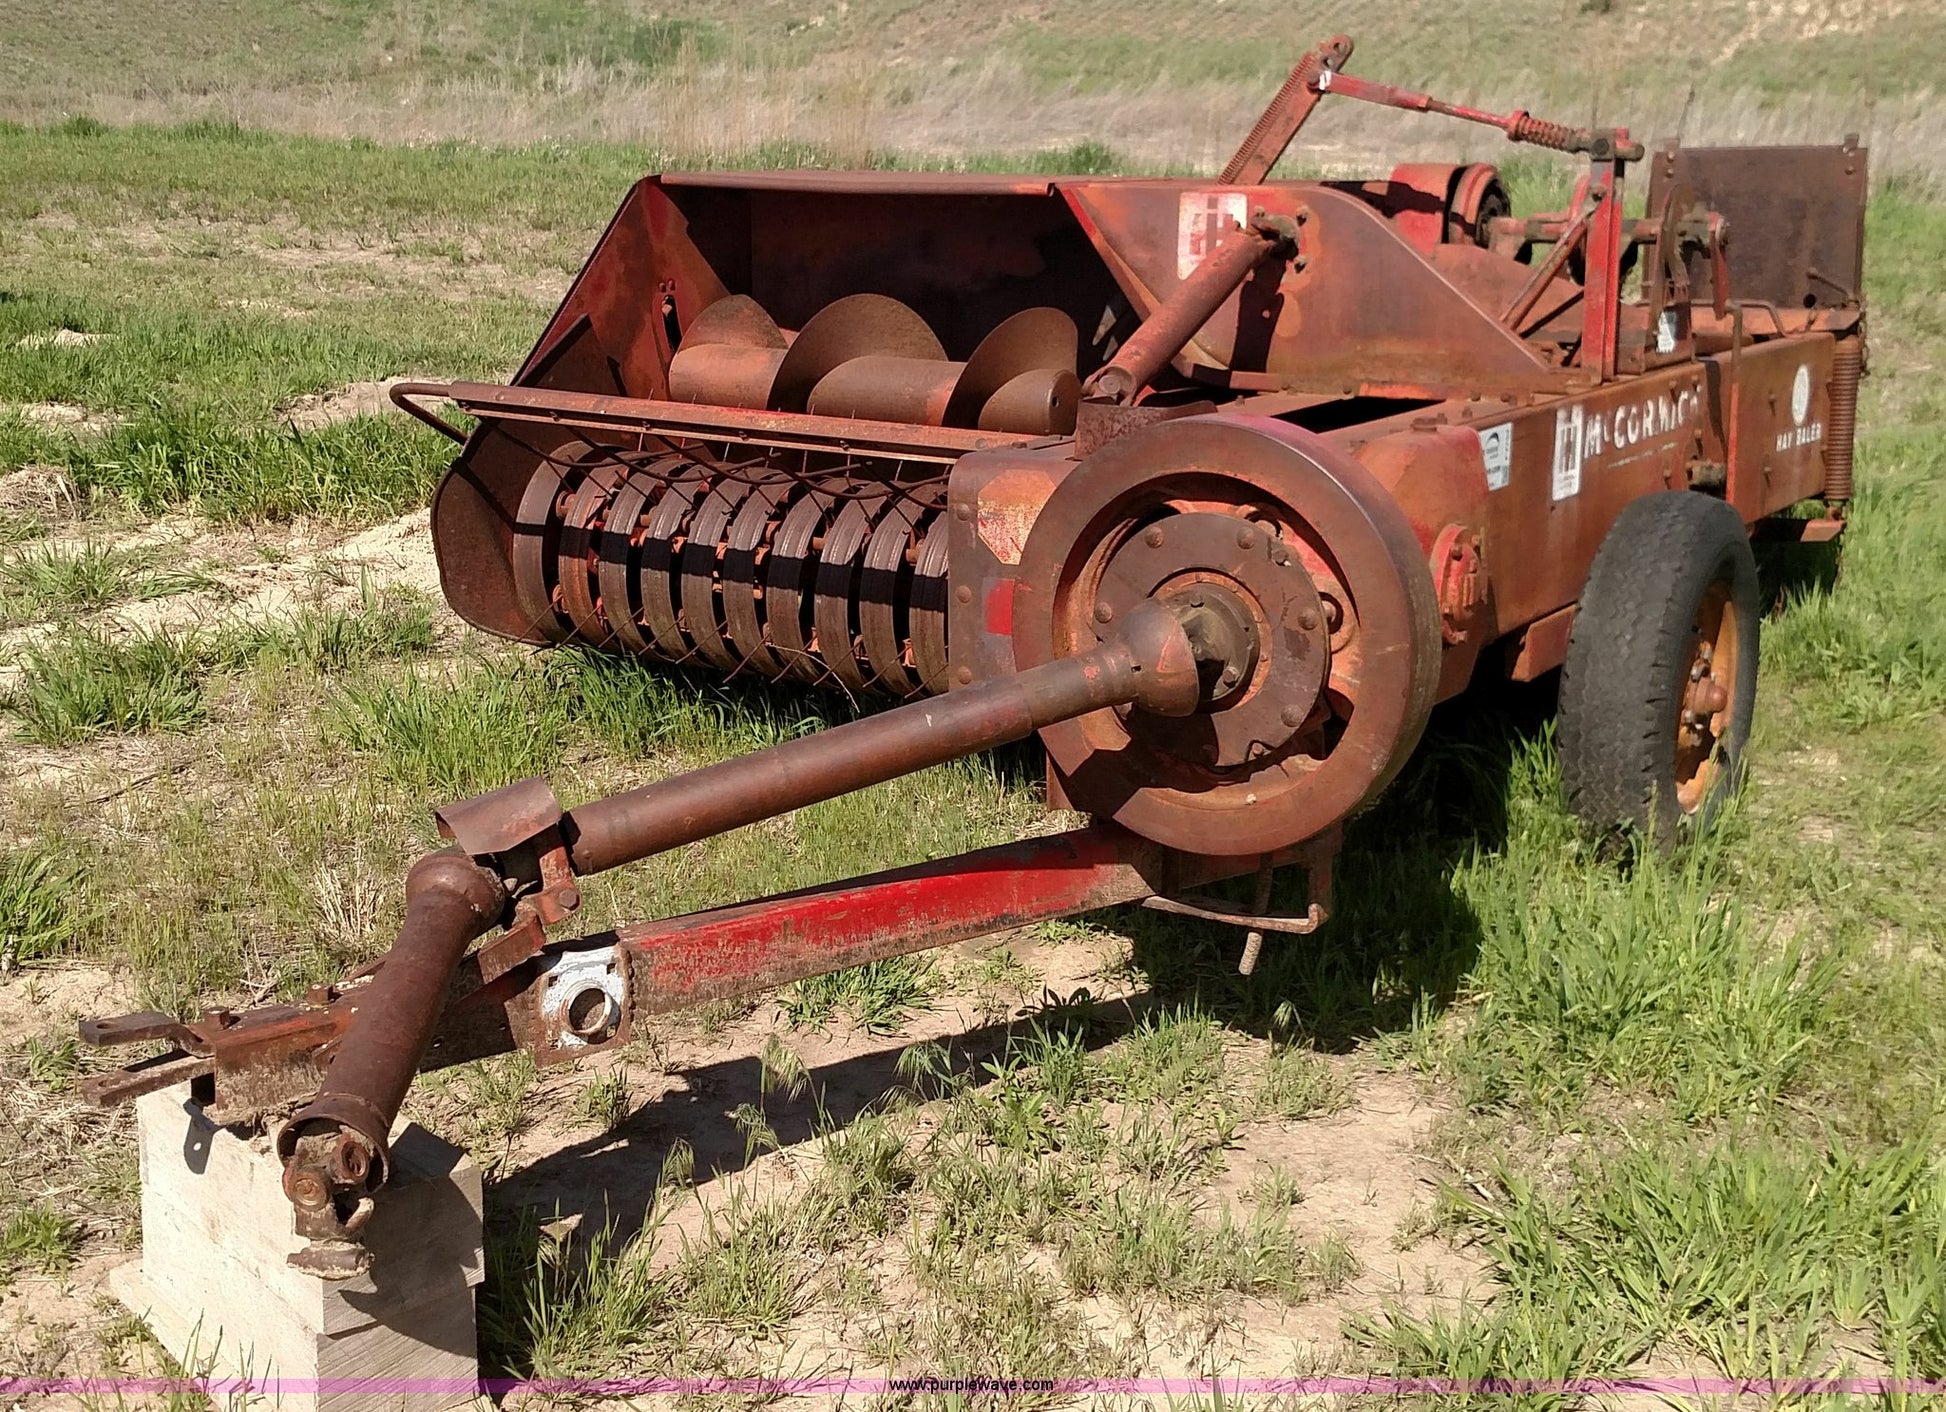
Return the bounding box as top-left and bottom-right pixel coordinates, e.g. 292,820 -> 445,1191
1178,190 -> 1251,278
1551,405 -> 1585,500
1478,424 -> 1513,492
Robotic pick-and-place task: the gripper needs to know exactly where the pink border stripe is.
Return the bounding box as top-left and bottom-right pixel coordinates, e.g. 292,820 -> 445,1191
5,1376 -> 1946,1397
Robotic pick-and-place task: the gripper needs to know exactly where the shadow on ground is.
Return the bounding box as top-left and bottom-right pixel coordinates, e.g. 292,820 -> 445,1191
478,670 -> 1561,1338
1122,671 -> 1558,1049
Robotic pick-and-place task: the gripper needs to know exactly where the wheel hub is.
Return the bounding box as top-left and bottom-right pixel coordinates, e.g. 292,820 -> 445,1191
1090,509 -> 1330,769
1011,415 -> 1442,856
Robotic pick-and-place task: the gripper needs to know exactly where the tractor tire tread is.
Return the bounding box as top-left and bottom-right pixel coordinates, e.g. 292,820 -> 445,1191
1558,491 -> 1759,843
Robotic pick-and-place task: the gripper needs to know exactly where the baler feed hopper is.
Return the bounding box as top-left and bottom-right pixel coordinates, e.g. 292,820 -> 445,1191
82,35 -> 1866,1277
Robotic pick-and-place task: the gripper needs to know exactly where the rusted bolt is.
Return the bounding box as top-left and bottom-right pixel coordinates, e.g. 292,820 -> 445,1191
1322,597 -> 1344,631
1298,609 -> 1320,632
955,667 -> 974,685
1094,603 -> 1115,624
557,885 -> 581,912
955,585 -> 974,604
1281,704 -> 1306,728
952,501 -> 974,522
1236,527 -> 1258,550
1144,527 -> 1165,549
285,1167 -> 330,1211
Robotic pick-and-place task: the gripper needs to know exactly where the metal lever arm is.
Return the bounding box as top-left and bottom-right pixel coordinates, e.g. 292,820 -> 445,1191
1313,68 -> 1646,161
564,597 -> 1199,875
1219,34 -> 1354,185
1082,218 -> 1297,407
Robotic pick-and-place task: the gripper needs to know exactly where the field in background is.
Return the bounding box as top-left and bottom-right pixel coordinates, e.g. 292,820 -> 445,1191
0,36 -> 1943,1407
2,0 -> 1945,178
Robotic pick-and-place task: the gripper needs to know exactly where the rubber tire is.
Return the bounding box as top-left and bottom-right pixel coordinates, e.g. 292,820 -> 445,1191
1558,492 -> 1760,845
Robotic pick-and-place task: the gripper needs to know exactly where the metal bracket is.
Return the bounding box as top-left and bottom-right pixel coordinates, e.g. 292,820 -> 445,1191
1142,831 -> 1338,974
435,776 -> 581,984
529,943 -> 632,1064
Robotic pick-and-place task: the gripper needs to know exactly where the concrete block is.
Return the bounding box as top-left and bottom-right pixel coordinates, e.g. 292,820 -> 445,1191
113,1090 -> 484,1412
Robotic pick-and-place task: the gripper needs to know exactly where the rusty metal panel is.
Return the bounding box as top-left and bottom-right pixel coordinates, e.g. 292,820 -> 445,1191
1700,332 -> 1838,519
945,444 -> 1075,689
1464,364 -> 1709,627
1649,140 -> 1867,309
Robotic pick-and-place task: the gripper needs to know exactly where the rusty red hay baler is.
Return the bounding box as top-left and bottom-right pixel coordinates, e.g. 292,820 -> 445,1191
82,36 -> 1865,1276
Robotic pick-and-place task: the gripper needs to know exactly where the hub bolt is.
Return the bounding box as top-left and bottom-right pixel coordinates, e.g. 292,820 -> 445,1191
1094,603 -> 1115,624
286,1169 -> 330,1211
1144,527 -> 1165,548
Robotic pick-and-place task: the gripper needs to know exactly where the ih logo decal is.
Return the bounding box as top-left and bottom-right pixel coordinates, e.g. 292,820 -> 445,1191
1178,190 -> 1250,279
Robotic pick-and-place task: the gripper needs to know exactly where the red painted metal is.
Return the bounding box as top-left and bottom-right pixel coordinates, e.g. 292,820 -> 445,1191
621,826 -> 1274,1012
78,33 -> 1870,1277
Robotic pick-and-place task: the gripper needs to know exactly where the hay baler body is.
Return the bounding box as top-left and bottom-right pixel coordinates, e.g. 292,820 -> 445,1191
83,38 -> 1867,1275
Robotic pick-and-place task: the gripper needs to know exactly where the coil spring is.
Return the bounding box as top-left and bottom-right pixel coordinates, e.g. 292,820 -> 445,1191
1822,340 -> 1863,504
1508,113 -> 1579,153
510,443 -> 952,699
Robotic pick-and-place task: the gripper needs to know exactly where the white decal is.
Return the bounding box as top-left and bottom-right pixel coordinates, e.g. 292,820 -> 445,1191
1177,190 -> 1250,279
1774,363 -> 1824,452
1478,423 -> 1513,491
1551,406 -> 1584,500
1656,309 -> 1679,355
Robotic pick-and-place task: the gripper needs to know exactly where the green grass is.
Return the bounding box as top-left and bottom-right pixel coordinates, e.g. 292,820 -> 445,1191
0,540 -> 211,626
4,591 -> 437,745
6,626 -> 206,743
326,657 -> 569,798
0,1202 -> 79,1289
780,956 -> 937,1034
480,1216 -> 673,1379
0,845 -> 89,970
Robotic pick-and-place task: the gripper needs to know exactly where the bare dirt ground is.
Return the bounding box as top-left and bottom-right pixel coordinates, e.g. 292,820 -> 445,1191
0,957 -> 1482,1386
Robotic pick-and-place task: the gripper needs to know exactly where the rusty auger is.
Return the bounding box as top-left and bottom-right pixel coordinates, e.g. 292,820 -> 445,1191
83,32 -> 1864,1278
